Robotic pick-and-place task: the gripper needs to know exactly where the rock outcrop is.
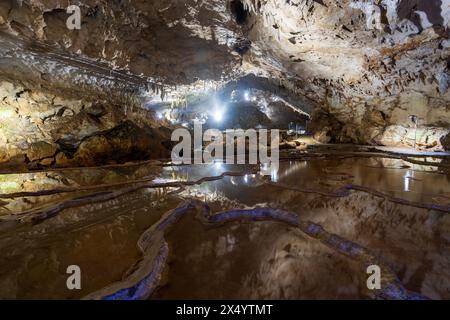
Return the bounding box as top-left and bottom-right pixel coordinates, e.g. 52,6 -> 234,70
71,120 -> 171,167
239,0 -> 450,149
0,80 -> 172,169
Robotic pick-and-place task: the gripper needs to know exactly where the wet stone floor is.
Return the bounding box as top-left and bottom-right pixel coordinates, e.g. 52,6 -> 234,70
0,152 -> 449,300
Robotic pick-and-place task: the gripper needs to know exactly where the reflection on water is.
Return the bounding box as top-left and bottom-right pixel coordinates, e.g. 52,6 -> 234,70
153,214 -> 365,300
0,189 -> 180,299
0,163 -> 162,215
158,157 -> 449,206
404,170 -> 414,192
0,155 -> 448,299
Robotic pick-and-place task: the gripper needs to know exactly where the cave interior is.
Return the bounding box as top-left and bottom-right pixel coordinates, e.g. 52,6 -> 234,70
0,0 -> 449,300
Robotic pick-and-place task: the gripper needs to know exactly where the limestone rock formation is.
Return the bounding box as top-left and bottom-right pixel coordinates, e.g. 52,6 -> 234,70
73,120 -> 171,166
0,80 -> 172,168
239,0 -> 450,149
0,0 -> 449,166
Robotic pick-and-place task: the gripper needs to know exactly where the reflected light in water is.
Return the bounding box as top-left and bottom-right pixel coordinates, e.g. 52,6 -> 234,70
404,170 -> 414,192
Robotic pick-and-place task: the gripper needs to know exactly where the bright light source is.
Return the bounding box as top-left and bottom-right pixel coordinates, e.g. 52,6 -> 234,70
210,97 -> 226,123
156,112 -> 163,120
214,161 -> 224,171
212,108 -> 224,122
244,91 -> 250,101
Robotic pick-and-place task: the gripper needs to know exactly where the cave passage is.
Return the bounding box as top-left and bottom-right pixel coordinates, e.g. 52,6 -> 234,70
0,0 -> 449,303
230,0 -> 250,25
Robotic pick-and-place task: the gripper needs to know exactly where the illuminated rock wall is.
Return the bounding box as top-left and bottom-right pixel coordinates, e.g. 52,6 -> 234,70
0,0 -> 449,152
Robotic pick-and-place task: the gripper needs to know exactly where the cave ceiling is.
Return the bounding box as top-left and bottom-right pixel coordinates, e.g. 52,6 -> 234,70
0,0 -> 449,147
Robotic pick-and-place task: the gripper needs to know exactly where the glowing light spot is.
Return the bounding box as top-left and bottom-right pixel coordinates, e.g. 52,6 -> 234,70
404,170 -> 414,192
214,161 -> 224,171
213,109 -> 224,122
271,169 -> 279,183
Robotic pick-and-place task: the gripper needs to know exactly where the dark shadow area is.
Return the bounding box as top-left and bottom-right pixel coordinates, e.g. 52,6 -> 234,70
230,0 -> 249,25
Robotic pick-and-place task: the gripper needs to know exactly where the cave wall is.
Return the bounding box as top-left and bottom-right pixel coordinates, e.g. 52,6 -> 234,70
0,80 -> 171,169
239,0 -> 450,149
0,0 -> 242,84
0,0 -> 245,167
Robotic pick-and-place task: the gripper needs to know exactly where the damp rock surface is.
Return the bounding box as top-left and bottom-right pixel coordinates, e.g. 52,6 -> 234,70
0,0 -> 449,153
